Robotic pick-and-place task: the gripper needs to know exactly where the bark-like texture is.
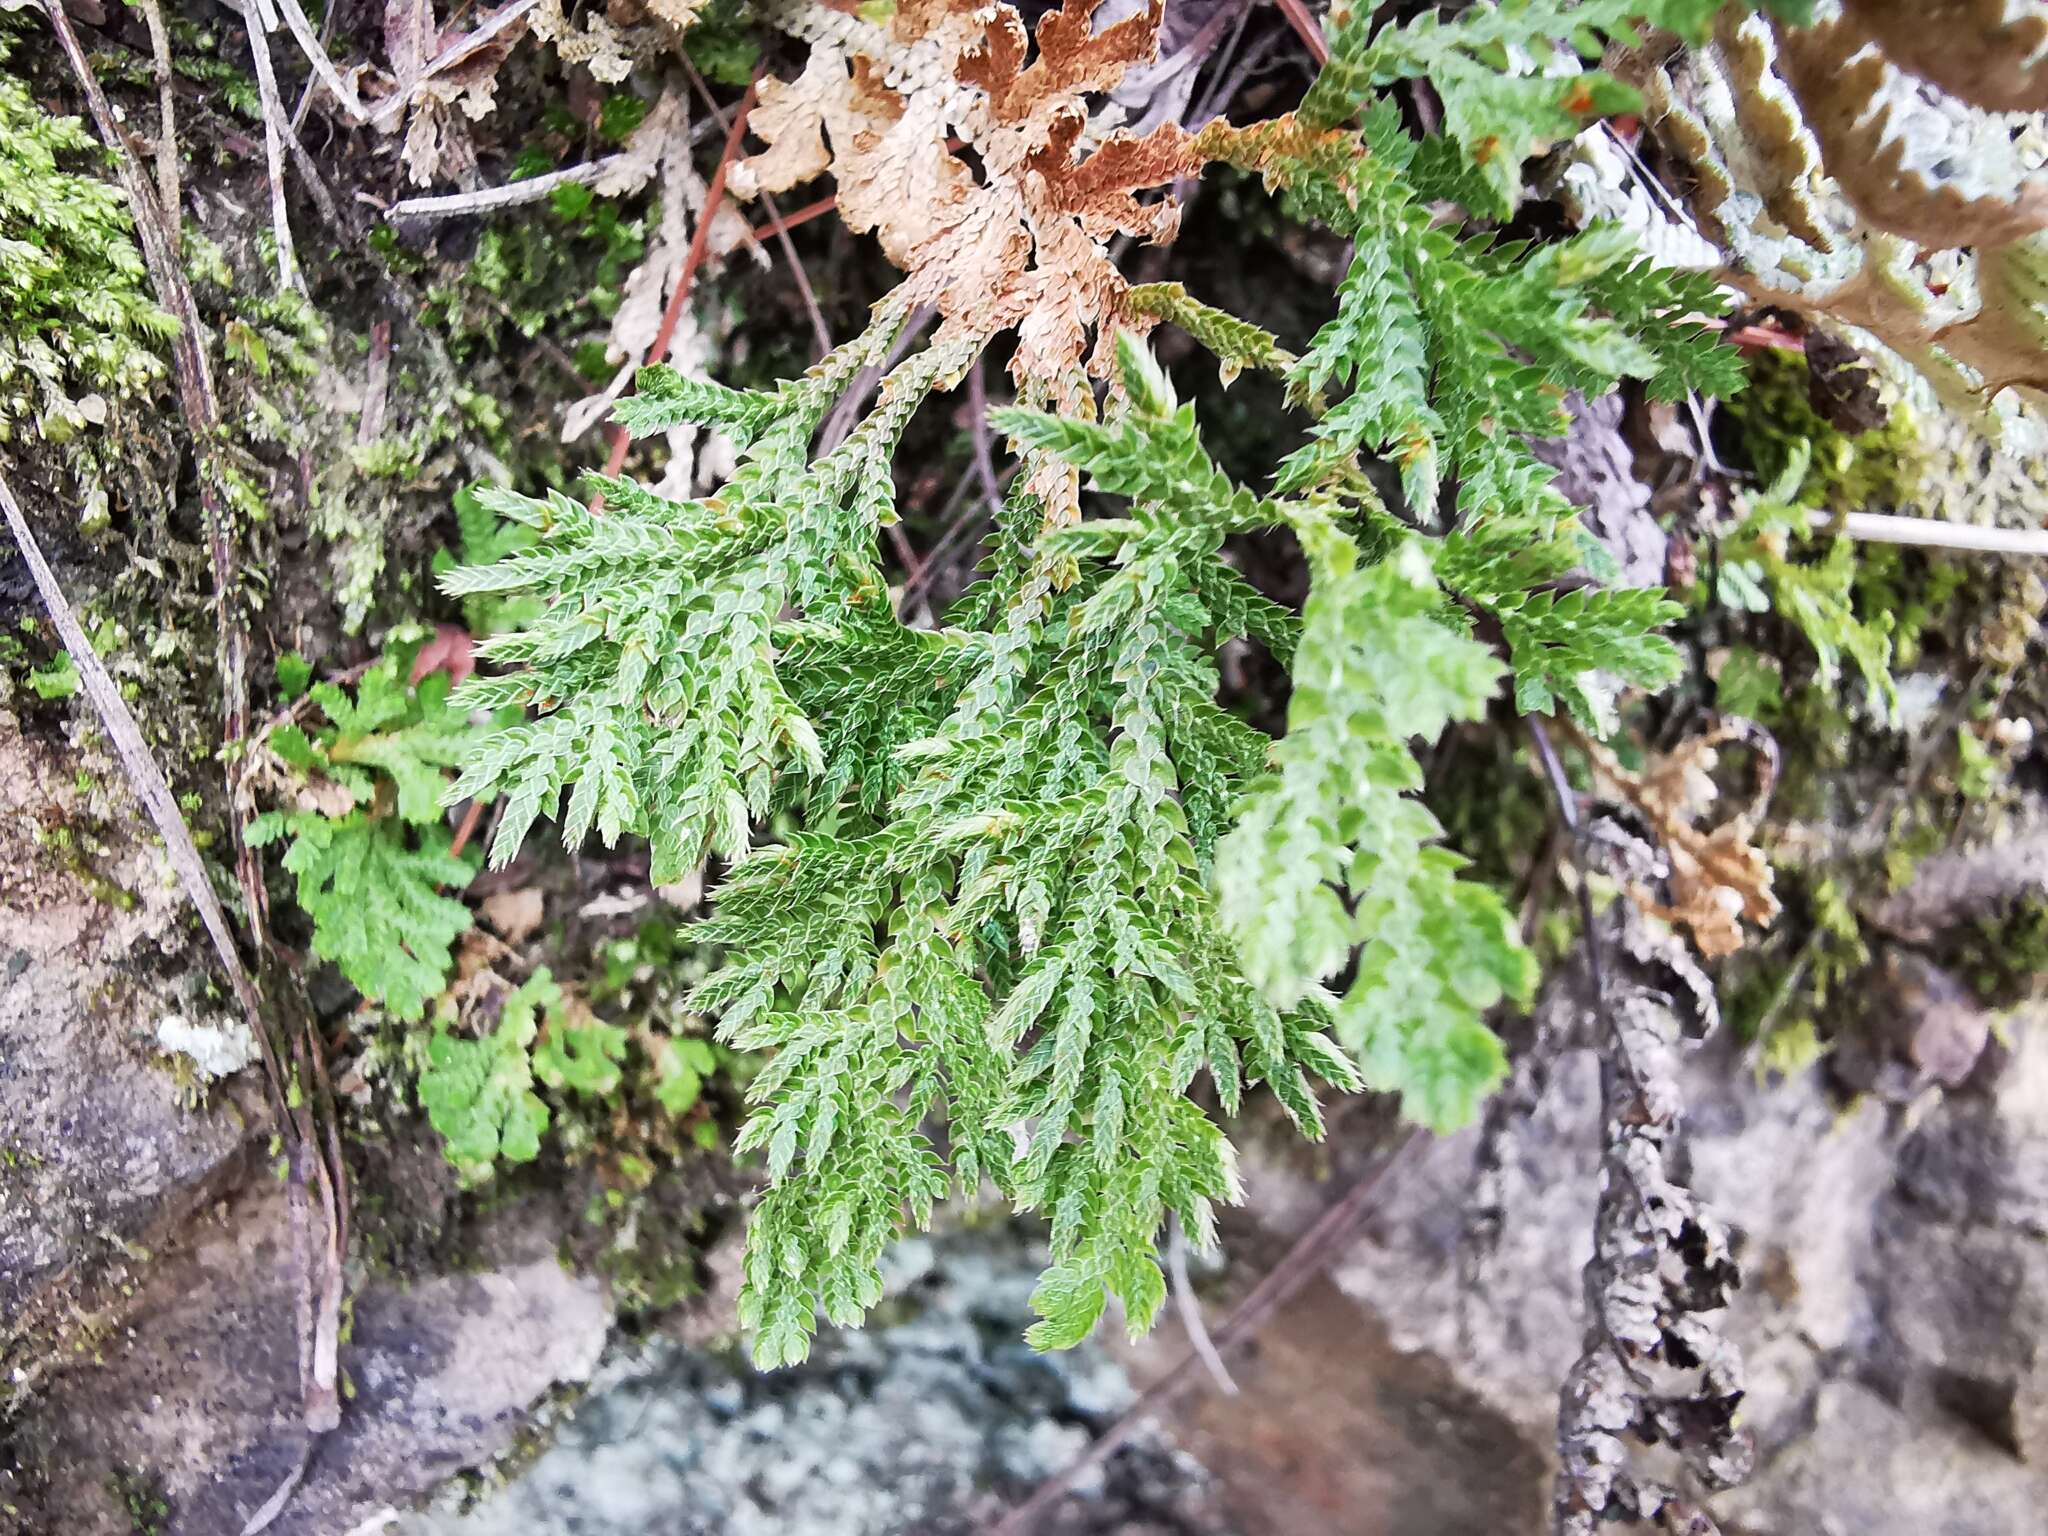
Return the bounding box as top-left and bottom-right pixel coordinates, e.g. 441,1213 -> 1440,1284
1553,894 -> 1751,1534
1284,986 -> 2048,1536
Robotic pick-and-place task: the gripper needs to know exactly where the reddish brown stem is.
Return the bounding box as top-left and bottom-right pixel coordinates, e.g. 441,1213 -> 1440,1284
448,798 -> 487,859
602,73 -> 762,478
751,195 -> 837,240
1272,0 -> 1329,65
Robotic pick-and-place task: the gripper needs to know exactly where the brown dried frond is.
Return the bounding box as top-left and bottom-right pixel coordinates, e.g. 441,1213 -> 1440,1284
1774,10 -> 2048,248
1578,721 -> 1782,959
731,0 -> 1203,406
1841,0 -> 2048,115
378,0 -> 526,184
1934,234 -> 2048,397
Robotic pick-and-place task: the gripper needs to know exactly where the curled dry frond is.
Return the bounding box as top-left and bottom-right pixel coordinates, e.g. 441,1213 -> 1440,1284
1839,0 -> 2048,116
1577,721 -> 1783,959
1773,5 -> 2048,248
1634,0 -> 2048,412
732,0 -> 1202,408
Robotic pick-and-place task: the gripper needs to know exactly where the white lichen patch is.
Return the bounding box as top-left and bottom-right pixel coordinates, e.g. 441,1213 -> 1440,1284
155,1015 -> 260,1080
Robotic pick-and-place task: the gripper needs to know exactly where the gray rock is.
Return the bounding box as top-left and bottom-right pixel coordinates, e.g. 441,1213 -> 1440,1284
1528,390 -> 1668,590
10,1176 -> 609,1535
1,726 -> 258,1331
400,1230 -> 1235,1536
1288,1011 -> 2048,1532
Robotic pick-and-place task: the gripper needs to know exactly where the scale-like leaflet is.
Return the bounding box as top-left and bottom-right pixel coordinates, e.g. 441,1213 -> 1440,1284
247,658 -> 484,1020
1302,0 -> 1725,212
247,810 -> 476,1022
435,0 -> 1755,1367
439,309 -> 952,880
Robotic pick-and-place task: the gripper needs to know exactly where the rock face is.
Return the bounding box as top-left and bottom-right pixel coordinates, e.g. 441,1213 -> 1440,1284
1,723 -> 613,1536
1528,391 -> 1668,589
9,1177 -> 611,1535
0,726 -> 258,1329
401,1231 -> 1238,1536
1303,1013 -> 2048,1535
12,696 -> 2048,1535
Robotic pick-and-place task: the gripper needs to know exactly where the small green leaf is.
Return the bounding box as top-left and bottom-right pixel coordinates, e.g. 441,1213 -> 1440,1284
28,653 -> 79,700
275,653 -> 314,699
418,977 -> 555,1180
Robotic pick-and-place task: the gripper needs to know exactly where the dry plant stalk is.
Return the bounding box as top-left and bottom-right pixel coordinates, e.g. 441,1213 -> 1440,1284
1554,824 -> 1752,1536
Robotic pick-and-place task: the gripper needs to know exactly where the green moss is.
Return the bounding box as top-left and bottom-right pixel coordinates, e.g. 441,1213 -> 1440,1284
351,437 -> 426,480
1714,644 -> 1784,722
1883,818 -> 1948,893
1715,352 -> 2005,709
105,1467 -> 169,1536
686,0 -> 765,87
1757,1014 -> 1824,1078
163,21 -> 259,118
27,653 -> 79,701
425,201 -> 645,351
0,23 -> 176,524
1948,898 -> 2048,1009
1726,869 -> 1868,1062
1726,350 -> 1921,514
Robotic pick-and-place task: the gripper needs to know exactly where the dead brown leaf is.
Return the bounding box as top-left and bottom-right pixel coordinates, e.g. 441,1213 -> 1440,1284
561,93 -> 760,451
1580,721 -> 1781,959
730,0 -> 1203,409
481,886 -> 546,945
378,0 -> 532,184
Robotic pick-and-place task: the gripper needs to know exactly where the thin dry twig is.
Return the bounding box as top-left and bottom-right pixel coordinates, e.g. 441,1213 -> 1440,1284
1271,0 -> 1329,65
966,356 -> 1004,517
1166,1215 -> 1239,1397
751,194 -> 838,241
1818,508 -> 2048,557
1528,714 -> 1607,999
358,321 -> 393,446
762,198 -> 832,360
385,155 -> 636,221
243,0 -> 307,293
679,56 -> 833,362
273,0 -> 366,123
448,797 -> 487,859
45,0 -> 350,1456
137,0 -> 180,246
898,460 -> 1021,614
986,1131 -> 1426,1536
0,472 -> 281,1102
1187,0 -> 1257,125
43,0 -> 255,886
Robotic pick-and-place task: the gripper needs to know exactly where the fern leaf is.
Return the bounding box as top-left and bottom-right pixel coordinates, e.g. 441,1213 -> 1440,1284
1303,0 -> 1721,212
1215,530 -> 1534,1131
611,362 -> 793,443
418,973 -> 554,1180
249,810 -> 476,1022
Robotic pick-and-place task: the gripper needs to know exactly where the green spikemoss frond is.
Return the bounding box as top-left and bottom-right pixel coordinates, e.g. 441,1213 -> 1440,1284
439,3 -> 1750,1367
